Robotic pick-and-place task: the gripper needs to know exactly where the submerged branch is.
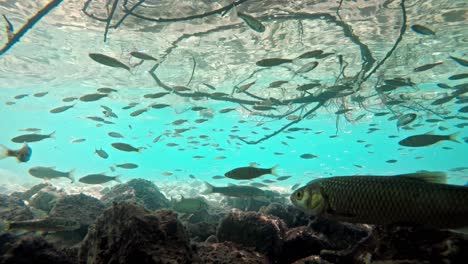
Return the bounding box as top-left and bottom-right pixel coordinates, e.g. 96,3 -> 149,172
237,101 -> 326,145
113,0 -> 146,29
121,0 -> 252,23
82,0 -> 108,22
0,0 -> 64,57
186,54 -> 196,87
103,0 -> 119,42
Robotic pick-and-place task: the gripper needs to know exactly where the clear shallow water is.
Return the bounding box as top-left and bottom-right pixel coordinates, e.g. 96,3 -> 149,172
0,0 -> 467,197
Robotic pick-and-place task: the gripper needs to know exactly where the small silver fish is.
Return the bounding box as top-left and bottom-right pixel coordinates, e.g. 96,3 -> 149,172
116,163 -> 138,169
49,104 -> 75,114
95,148 -> 109,159
296,61 -> 319,74
396,113 -> 417,129
11,131 -> 55,143
130,51 -> 157,61
111,142 -> 143,152
28,166 -> 74,183
79,174 -> 121,184
237,11 -> 265,33
80,93 -> 108,102
6,217 -> 80,232
89,53 -> 130,71
108,132 -> 124,138
399,132 -> 460,147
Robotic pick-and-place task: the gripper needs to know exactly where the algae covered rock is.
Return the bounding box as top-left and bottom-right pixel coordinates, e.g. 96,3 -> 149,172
292,255 -> 333,264
217,210 -> 287,259
369,226 -> 468,264
29,186 -> 65,213
10,183 -> 51,201
0,194 -> 33,222
79,202 -> 194,264
49,193 -> 105,227
308,217 -> 369,250
0,234 -> 74,264
185,221 -> 217,242
100,178 -> 170,210
280,226 -> 332,263
194,241 -> 269,264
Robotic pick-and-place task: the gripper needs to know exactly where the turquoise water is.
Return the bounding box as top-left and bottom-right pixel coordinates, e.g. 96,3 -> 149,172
0,0 -> 467,197
1,83 -> 467,192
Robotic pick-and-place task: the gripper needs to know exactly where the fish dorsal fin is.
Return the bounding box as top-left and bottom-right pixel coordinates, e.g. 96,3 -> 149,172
424,130 -> 435,135
227,183 -> 236,187
249,162 -> 258,168
398,171 -> 446,184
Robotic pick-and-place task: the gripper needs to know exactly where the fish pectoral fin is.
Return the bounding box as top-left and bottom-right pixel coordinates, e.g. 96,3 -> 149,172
451,227 -> 468,235
398,171 -> 446,184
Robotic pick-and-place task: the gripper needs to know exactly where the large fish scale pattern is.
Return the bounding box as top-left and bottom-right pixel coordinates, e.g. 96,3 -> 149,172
315,176 -> 468,228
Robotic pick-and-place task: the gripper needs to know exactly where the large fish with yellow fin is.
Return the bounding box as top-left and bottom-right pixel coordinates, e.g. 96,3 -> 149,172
291,171 -> 468,230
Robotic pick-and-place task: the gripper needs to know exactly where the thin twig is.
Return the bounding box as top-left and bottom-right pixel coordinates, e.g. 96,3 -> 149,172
121,0 -> 251,23
237,101 -> 326,145
104,0 -> 119,42
82,0 -> 107,22
0,0 -> 64,56
186,54 -> 196,87
112,0 -> 145,29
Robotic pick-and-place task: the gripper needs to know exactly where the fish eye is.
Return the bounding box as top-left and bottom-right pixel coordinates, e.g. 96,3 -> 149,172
295,190 -> 303,200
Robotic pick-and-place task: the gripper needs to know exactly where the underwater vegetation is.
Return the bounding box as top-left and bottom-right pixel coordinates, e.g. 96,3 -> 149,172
0,0 -> 468,263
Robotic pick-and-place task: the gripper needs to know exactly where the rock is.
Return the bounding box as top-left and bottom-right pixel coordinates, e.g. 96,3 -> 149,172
309,218 -> 369,250
317,226 -> 468,264
10,183 -> 51,201
217,211 -> 287,259
370,226 -> 468,263
49,193 -> 105,240
0,194 -> 33,221
180,207 -> 224,226
29,191 -> 58,213
260,203 -> 311,228
204,235 -> 218,244
280,226 -> 332,263
185,221 -> 217,242
194,242 -> 269,264
49,193 -> 105,227
286,205 -> 312,228
79,202 -> 194,264
292,255 -> 333,264
100,179 -> 170,210
0,234 -> 74,264
29,186 -> 65,213
259,203 -> 294,226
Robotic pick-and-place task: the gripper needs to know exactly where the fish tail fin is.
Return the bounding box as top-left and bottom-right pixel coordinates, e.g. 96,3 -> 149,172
449,131 -> 462,143
270,165 -> 280,177
68,169 -> 76,183
114,175 -> 122,183
202,182 -> 214,194
0,145 -> 8,160
137,147 -> 145,153
49,131 -> 56,139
